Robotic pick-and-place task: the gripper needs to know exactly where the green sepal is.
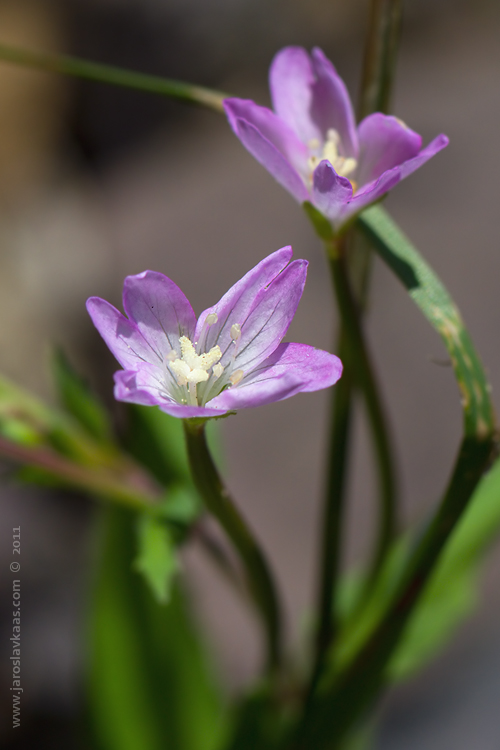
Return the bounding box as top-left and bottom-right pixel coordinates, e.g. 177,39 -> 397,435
303,202 -> 335,241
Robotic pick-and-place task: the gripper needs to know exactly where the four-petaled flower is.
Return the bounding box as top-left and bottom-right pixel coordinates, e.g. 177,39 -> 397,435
224,46 -> 449,231
86,247 -> 343,419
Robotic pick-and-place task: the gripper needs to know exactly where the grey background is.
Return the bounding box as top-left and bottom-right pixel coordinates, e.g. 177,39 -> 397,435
0,0 -> 499,747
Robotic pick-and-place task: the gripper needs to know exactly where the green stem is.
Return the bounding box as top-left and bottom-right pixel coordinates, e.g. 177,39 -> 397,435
326,239 -> 397,590
357,0 -> 403,119
0,42 -> 227,112
312,327 -> 354,679
297,436 -> 493,748
309,232 -> 397,690
183,420 -> 282,674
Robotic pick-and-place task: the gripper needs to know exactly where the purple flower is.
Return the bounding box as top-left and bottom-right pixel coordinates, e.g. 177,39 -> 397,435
86,247 -> 343,419
224,47 -> 449,231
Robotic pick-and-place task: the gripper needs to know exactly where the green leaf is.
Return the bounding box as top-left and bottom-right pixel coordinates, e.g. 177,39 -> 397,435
122,404 -> 202,524
134,514 -> 178,604
389,453 -> 500,680
87,506 -> 228,750
296,209 -> 496,748
223,689 -> 290,750
51,348 -> 113,443
123,404 -> 192,486
357,205 -> 494,439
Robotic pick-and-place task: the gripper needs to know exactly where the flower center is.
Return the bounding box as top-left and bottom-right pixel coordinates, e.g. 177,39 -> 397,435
307,129 -> 358,189
165,315 -> 244,407
169,336 -> 223,387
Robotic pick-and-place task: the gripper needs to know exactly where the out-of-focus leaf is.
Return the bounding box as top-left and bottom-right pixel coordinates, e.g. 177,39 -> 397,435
389,454 -> 500,680
0,374 -> 116,465
123,404 -> 192,485
161,483 -> 201,525
134,514 -> 178,604
51,348 -> 113,443
87,506 -> 228,750
123,404 -> 202,524
223,690 -> 289,750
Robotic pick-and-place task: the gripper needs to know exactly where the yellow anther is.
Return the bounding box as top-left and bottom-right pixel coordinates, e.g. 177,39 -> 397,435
229,369 -> 244,386
230,323 -> 242,341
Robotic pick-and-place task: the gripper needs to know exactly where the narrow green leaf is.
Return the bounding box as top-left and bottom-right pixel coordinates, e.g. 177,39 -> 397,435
52,348 -> 113,443
87,506 -> 228,750
296,210 -> 496,748
134,514 -> 178,604
357,205 -> 494,438
389,453 -> 500,680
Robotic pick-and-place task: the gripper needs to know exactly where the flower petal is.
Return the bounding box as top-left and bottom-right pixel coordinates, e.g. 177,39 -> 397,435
196,246 -> 292,355
208,342 -> 343,410
122,271 -> 197,362
357,113 -> 422,185
338,169 -> 401,225
311,160 -> 353,223
341,133 -> 449,225
202,254 -> 308,373
269,46 -> 321,145
269,47 -> 358,158
86,297 -> 159,369
114,368 -> 226,418
310,48 -> 358,157
231,259 -> 308,371
224,99 -> 310,202
396,133 -> 449,180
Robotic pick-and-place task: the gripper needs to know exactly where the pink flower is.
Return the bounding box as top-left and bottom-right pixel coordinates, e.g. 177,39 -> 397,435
87,247 -> 342,419
224,47 -> 448,231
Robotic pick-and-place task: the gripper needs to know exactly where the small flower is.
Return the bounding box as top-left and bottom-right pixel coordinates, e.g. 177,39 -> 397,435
224,46 -> 449,231
86,247 -> 343,419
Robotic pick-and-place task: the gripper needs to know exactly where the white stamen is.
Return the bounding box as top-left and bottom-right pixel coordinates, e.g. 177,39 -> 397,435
229,369 -> 244,386
169,335 -> 222,387
230,323 -> 241,341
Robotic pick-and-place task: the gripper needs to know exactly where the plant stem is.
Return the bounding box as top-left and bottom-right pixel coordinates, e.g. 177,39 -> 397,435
298,436 -> 493,748
183,420 -> 282,674
0,436 -> 158,511
358,0 -> 403,119
0,42 -> 227,112
312,327 -> 354,678
326,240 -> 397,593
311,0 -> 404,678
311,235 -> 397,685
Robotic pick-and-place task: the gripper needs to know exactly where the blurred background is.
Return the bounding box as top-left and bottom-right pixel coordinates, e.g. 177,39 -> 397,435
0,0 -> 500,746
